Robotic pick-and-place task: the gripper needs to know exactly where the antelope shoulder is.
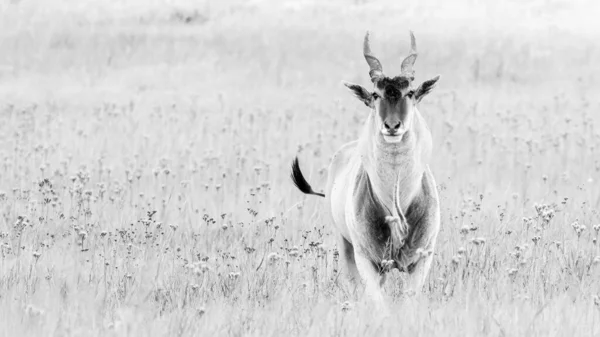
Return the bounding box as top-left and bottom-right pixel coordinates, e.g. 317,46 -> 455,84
403,166 -> 440,249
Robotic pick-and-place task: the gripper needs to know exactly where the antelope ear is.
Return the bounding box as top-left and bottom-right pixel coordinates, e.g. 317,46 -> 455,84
414,75 -> 440,103
342,81 -> 374,108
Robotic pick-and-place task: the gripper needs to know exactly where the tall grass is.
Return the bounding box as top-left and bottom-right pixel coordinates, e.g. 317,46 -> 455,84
0,0 -> 599,335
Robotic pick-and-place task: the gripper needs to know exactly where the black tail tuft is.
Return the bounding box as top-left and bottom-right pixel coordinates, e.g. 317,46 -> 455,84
290,157 -> 325,198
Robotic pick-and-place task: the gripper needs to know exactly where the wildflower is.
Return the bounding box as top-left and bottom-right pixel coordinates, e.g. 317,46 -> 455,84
531,236 -> 541,244
415,248 -> 432,257
221,223 -> 228,230
571,221 -> 586,237
385,215 -> 399,226
228,272 -> 240,279
571,220 -> 579,230
594,256 -> 600,265
24,304 -> 44,317
341,301 -> 352,312
267,252 -> 281,264
451,255 -> 460,265
593,295 -> 600,307
78,230 -> 88,240
534,204 -> 555,225
381,259 -> 394,271
33,251 -> 42,259
457,247 -> 466,255
470,237 -> 486,245
199,263 -> 210,272
507,268 -> 518,277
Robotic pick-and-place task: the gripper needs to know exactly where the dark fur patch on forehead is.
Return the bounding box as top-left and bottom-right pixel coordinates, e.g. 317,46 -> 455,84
376,76 -> 411,90
375,76 -> 412,103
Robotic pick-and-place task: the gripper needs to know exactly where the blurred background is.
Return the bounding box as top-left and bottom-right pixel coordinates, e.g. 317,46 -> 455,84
1,0 -> 598,218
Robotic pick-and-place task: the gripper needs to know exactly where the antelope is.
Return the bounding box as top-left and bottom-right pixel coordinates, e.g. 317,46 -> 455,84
291,31 -> 441,302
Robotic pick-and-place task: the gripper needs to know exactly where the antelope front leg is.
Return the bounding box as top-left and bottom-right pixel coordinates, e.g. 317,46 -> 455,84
401,209 -> 440,294
402,248 -> 434,294
400,168 -> 441,295
354,252 -> 386,305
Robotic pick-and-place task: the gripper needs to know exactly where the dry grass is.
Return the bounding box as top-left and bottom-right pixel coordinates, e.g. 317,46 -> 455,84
1,0 -> 600,335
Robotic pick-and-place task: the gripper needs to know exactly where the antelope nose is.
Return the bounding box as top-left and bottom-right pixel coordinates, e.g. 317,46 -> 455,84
384,121 -> 401,131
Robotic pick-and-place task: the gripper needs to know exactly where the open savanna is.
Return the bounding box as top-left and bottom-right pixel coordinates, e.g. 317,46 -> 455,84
1,0 -> 600,335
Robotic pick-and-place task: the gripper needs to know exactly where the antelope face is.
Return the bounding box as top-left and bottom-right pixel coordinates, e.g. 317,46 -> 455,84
372,76 -> 414,143
343,31 -> 440,144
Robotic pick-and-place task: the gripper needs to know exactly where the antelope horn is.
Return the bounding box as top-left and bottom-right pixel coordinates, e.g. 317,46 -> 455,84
400,31 -> 418,76
363,31 -> 383,82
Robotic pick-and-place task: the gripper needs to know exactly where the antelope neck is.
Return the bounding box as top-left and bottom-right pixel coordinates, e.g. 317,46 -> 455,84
358,113 -> 422,210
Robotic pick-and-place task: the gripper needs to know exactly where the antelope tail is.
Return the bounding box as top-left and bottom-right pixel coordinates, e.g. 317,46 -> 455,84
290,157 -> 325,198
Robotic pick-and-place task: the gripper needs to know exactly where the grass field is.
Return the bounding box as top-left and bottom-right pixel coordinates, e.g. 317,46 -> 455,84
1,0 -> 600,335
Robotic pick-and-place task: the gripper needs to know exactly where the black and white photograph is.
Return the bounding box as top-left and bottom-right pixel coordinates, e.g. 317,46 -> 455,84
0,0 -> 599,335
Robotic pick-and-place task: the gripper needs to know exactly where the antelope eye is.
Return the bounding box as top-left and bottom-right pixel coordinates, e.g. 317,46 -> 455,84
372,92 -> 380,99
406,90 -> 415,98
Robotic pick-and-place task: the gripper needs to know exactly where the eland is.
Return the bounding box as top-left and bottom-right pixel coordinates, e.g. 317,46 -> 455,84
291,31 -> 441,302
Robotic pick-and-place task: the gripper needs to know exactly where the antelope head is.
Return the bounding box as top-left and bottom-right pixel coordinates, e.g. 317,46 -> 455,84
344,31 -> 440,144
